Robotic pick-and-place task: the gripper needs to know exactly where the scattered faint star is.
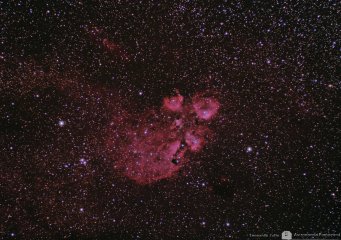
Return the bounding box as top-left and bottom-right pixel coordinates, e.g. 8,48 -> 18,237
58,120 -> 65,127
246,146 -> 253,153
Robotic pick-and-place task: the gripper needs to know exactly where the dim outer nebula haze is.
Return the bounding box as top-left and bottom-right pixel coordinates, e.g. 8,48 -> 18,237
0,1 -> 340,239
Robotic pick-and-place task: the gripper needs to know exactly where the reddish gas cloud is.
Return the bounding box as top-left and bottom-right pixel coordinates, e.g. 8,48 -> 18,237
106,92 -> 220,185
118,126 -> 186,184
163,93 -> 184,112
193,96 -> 220,120
185,126 -> 210,152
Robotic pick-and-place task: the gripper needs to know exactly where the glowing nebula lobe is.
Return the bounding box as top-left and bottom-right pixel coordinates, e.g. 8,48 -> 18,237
108,92 -> 220,185
193,97 -> 220,120
163,94 -> 184,112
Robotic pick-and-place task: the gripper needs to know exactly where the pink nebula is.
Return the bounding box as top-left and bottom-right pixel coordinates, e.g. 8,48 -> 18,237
193,97 -> 220,120
163,94 -> 184,112
107,91 -> 220,185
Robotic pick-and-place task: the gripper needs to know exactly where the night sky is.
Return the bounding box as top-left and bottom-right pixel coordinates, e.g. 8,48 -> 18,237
1,1 -> 340,239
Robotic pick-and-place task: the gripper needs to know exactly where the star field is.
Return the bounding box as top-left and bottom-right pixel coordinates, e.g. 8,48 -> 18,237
0,1 -> 340,239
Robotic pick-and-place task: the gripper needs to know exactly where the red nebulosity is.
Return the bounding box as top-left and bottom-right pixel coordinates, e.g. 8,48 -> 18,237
163,93 -> 184,112
193,96 -> 220,120
121,127 -> 186,185
185,126 -> 211,152
102,38 -> 129,60
84,25 -> 129,60
107,91 -> 220,185
102,38 -> 120,51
